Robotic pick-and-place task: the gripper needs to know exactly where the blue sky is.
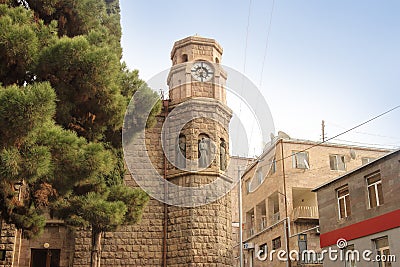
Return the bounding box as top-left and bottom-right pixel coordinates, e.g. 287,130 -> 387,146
120,0 -> 400,156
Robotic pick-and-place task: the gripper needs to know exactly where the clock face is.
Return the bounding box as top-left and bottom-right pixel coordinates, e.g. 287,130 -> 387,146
191,61 -> 214,82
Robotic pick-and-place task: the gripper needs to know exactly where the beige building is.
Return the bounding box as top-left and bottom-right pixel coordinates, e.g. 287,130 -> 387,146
313,149 -> 400,267
240,133 -> 389,267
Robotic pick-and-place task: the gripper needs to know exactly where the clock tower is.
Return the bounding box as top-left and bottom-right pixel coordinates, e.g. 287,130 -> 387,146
165,36 -> 233,266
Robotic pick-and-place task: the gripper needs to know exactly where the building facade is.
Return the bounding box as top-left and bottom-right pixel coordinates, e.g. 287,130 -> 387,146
240,133 -> 389,267
313,149 -> 400,267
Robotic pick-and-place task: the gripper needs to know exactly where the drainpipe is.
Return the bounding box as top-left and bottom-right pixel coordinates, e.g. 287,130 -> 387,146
162,99 -> 169,267
239,167 -> 244,267
280,139 -> 291,267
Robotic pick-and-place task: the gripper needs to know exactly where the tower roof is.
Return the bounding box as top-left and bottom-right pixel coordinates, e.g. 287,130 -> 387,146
170,36 -> 223,60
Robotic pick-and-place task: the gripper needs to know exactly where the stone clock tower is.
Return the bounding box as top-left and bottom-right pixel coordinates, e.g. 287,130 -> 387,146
165,36 -> 233,266
25,36 -> 235,267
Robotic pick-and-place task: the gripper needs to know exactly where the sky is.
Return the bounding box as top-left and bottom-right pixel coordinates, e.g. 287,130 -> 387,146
119,0 -> 400,157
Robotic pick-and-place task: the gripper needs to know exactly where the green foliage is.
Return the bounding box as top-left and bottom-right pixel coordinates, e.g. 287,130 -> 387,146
0,82 -> 56,147
0,0 -> 157,244
0,4 -> 57,85
108,185 -> 149,225
36,35 -> 125,141
53,184 -> 149,232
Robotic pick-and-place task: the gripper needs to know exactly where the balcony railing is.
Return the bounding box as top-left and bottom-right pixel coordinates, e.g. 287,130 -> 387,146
292,206 -> 318,222
249,228 -> 255,237
271,212 -> 280,224
260,216 -> 267,230
300,252 -> 324,264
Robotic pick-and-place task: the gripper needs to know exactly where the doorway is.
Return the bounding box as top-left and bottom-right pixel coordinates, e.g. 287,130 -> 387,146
30,249 -> 60,267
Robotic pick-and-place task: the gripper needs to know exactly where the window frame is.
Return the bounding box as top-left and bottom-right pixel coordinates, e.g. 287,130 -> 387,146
362,157 -> 375,165
270,157 -> 276,174
366,172 -> 384,208
337,185 -> 351,220
374,236 -> 392,267
256,167 -> 264,184
292,151 -> 310,169
258,243 -> 268,258
272,236 -> 281,250
329,154 -> 346,171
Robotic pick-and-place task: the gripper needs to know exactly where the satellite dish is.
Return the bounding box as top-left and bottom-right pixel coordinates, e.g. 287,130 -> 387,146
278,131 -> 290,139
349,149 -> 356,160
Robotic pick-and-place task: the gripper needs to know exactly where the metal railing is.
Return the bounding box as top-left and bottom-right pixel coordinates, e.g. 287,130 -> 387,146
300,252 -> 324,264
260,216 -> 267,230
271,212 -> 280,224
292,206 -> 318,221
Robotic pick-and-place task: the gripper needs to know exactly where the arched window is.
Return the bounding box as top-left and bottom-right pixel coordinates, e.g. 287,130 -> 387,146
215,57 -> 220,63
182,54 -> 188,62
176,134 -> 186,168
220,138 -> 227,171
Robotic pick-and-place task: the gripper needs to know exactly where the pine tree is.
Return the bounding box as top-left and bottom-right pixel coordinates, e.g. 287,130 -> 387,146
0,1 -> 159,266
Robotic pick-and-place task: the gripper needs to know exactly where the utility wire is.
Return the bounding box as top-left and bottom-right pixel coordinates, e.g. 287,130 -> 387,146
234,0 -> 253,155
248,0 -> 276,152
325,120 -> 400,140
334,139 -> 399,149
246,105 -> 400,173
259,0 -> 275,87
283,105 -> 400,160
243,0 -> 253,74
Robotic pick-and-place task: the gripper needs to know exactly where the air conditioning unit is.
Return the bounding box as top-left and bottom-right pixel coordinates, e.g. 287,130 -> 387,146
244,243 -> 255,250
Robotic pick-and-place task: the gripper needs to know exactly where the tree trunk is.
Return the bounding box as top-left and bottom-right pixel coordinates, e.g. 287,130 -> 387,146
90,229 -> 102,267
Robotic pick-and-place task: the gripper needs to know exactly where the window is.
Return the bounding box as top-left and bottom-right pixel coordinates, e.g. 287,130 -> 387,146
375,237 -> 392,267
337,186 -> 351,219
272,237 -> 281,250
256,168 -> 264,184
246,180 -> 251,194
177,134 -> 186,168
0,250 -> 6,261
330,154 -> 346,171
292,151 -> 309,169
269,157 -> 276,174
362,157 -> 375,165
367,172 -> 384,208
344,244 -> 358,267
258,243 -> 267,258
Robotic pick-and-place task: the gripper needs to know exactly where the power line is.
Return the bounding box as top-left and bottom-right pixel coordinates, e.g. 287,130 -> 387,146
243,0 -> 253,74
259,0 -> 276,87
234,0 -> 253,157
333,139 -> 399,149
247,0 -> 276,155
325,120 -> 400,140
249,105 -> 400,170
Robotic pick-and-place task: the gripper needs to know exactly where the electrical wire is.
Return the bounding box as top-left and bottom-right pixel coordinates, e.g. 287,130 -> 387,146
325,120 -> 400,141
234,0 -> 253,153
243,0 -> 253,74
259,0 -> 276,88
245,105 -> 400,173
247,0 -> 276,155
333,139 -> 399,149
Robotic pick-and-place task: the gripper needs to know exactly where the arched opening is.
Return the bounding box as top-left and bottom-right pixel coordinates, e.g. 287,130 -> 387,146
176,134 -> 186,168
215,57 -> 220,63
198,133 -> 211,168
220,138 -> 227,171
182,54 -> 188,62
